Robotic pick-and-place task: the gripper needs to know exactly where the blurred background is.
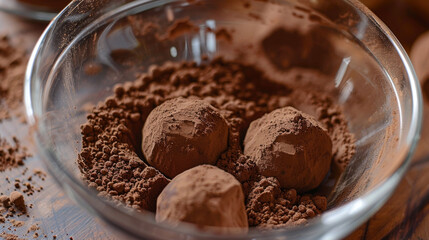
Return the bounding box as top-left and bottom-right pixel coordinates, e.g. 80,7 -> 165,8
365,0 -> 428,50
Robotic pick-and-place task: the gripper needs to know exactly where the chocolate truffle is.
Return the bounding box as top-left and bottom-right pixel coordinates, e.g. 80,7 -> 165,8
156,165 -> 248,232
142,98 -> 229,178
244,106 -> 332,192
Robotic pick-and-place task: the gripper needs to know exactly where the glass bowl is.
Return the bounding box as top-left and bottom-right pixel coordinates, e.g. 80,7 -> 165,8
25,0 -> 422,239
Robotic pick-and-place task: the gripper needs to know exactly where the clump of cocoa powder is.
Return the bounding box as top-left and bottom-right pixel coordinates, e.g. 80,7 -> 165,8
9,191 -> 25,212
246,176 -> 327,227
78,57 -> 355,228
77,87 -> 170,211
0,137 -> 30,171
0,190 -> 28,220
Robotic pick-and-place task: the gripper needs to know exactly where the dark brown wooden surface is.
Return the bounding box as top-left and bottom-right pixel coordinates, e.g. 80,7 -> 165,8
0,0 -> 429,239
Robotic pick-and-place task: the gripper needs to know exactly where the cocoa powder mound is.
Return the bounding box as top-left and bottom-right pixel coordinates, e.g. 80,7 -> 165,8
246,176 -> 327,227
78,57 -> 355,227
0,35 -> 28,122
77,97 -> 170,212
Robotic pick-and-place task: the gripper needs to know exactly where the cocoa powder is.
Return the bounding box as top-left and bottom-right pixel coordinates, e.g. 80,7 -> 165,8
78,57 -> 355,228
78,88 -> 170,211
0,137 -> 30,171
0,35 -> 28,122
0,33 -> 47,237
9,191 -> 25,212
0,233 -> 24,240
246,176 -> 327,227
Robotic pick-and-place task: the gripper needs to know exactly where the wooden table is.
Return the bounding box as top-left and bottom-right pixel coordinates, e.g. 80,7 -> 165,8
0,1 -> 429,239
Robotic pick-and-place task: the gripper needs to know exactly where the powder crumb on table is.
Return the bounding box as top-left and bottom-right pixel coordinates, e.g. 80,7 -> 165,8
0,32 -> 52,239
0,137 -> 31,171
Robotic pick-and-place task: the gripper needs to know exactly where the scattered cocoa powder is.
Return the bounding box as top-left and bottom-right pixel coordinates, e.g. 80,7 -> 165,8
0,233 -> 24,240
0,35 -> 28,122
78,57 -> 355,228
0,33 -> 47,238
27,223 -> 40,232
9,219 -> 25,227
0,190 -> 29,218
32,168 -> 46,180
0,137 -> 31,171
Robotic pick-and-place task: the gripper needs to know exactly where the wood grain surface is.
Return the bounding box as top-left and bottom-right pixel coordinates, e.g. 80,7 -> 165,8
0,0 -> 429,239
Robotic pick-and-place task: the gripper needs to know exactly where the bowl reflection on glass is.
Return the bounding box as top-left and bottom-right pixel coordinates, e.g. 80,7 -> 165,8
25,0 -> 422,239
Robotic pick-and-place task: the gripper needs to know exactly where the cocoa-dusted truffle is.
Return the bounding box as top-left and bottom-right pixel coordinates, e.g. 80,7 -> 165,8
142,97 -> 229,178
244,107 -> 332,192
156,165 -> 248,232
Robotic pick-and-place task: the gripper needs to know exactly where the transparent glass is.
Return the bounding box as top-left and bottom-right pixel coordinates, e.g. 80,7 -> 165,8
25,0 -> 422,239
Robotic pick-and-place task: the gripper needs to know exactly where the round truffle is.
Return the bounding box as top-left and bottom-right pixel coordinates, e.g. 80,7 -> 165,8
156,165 -> 248,232
244,106 -> 332,192
142,98 -> 229,178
